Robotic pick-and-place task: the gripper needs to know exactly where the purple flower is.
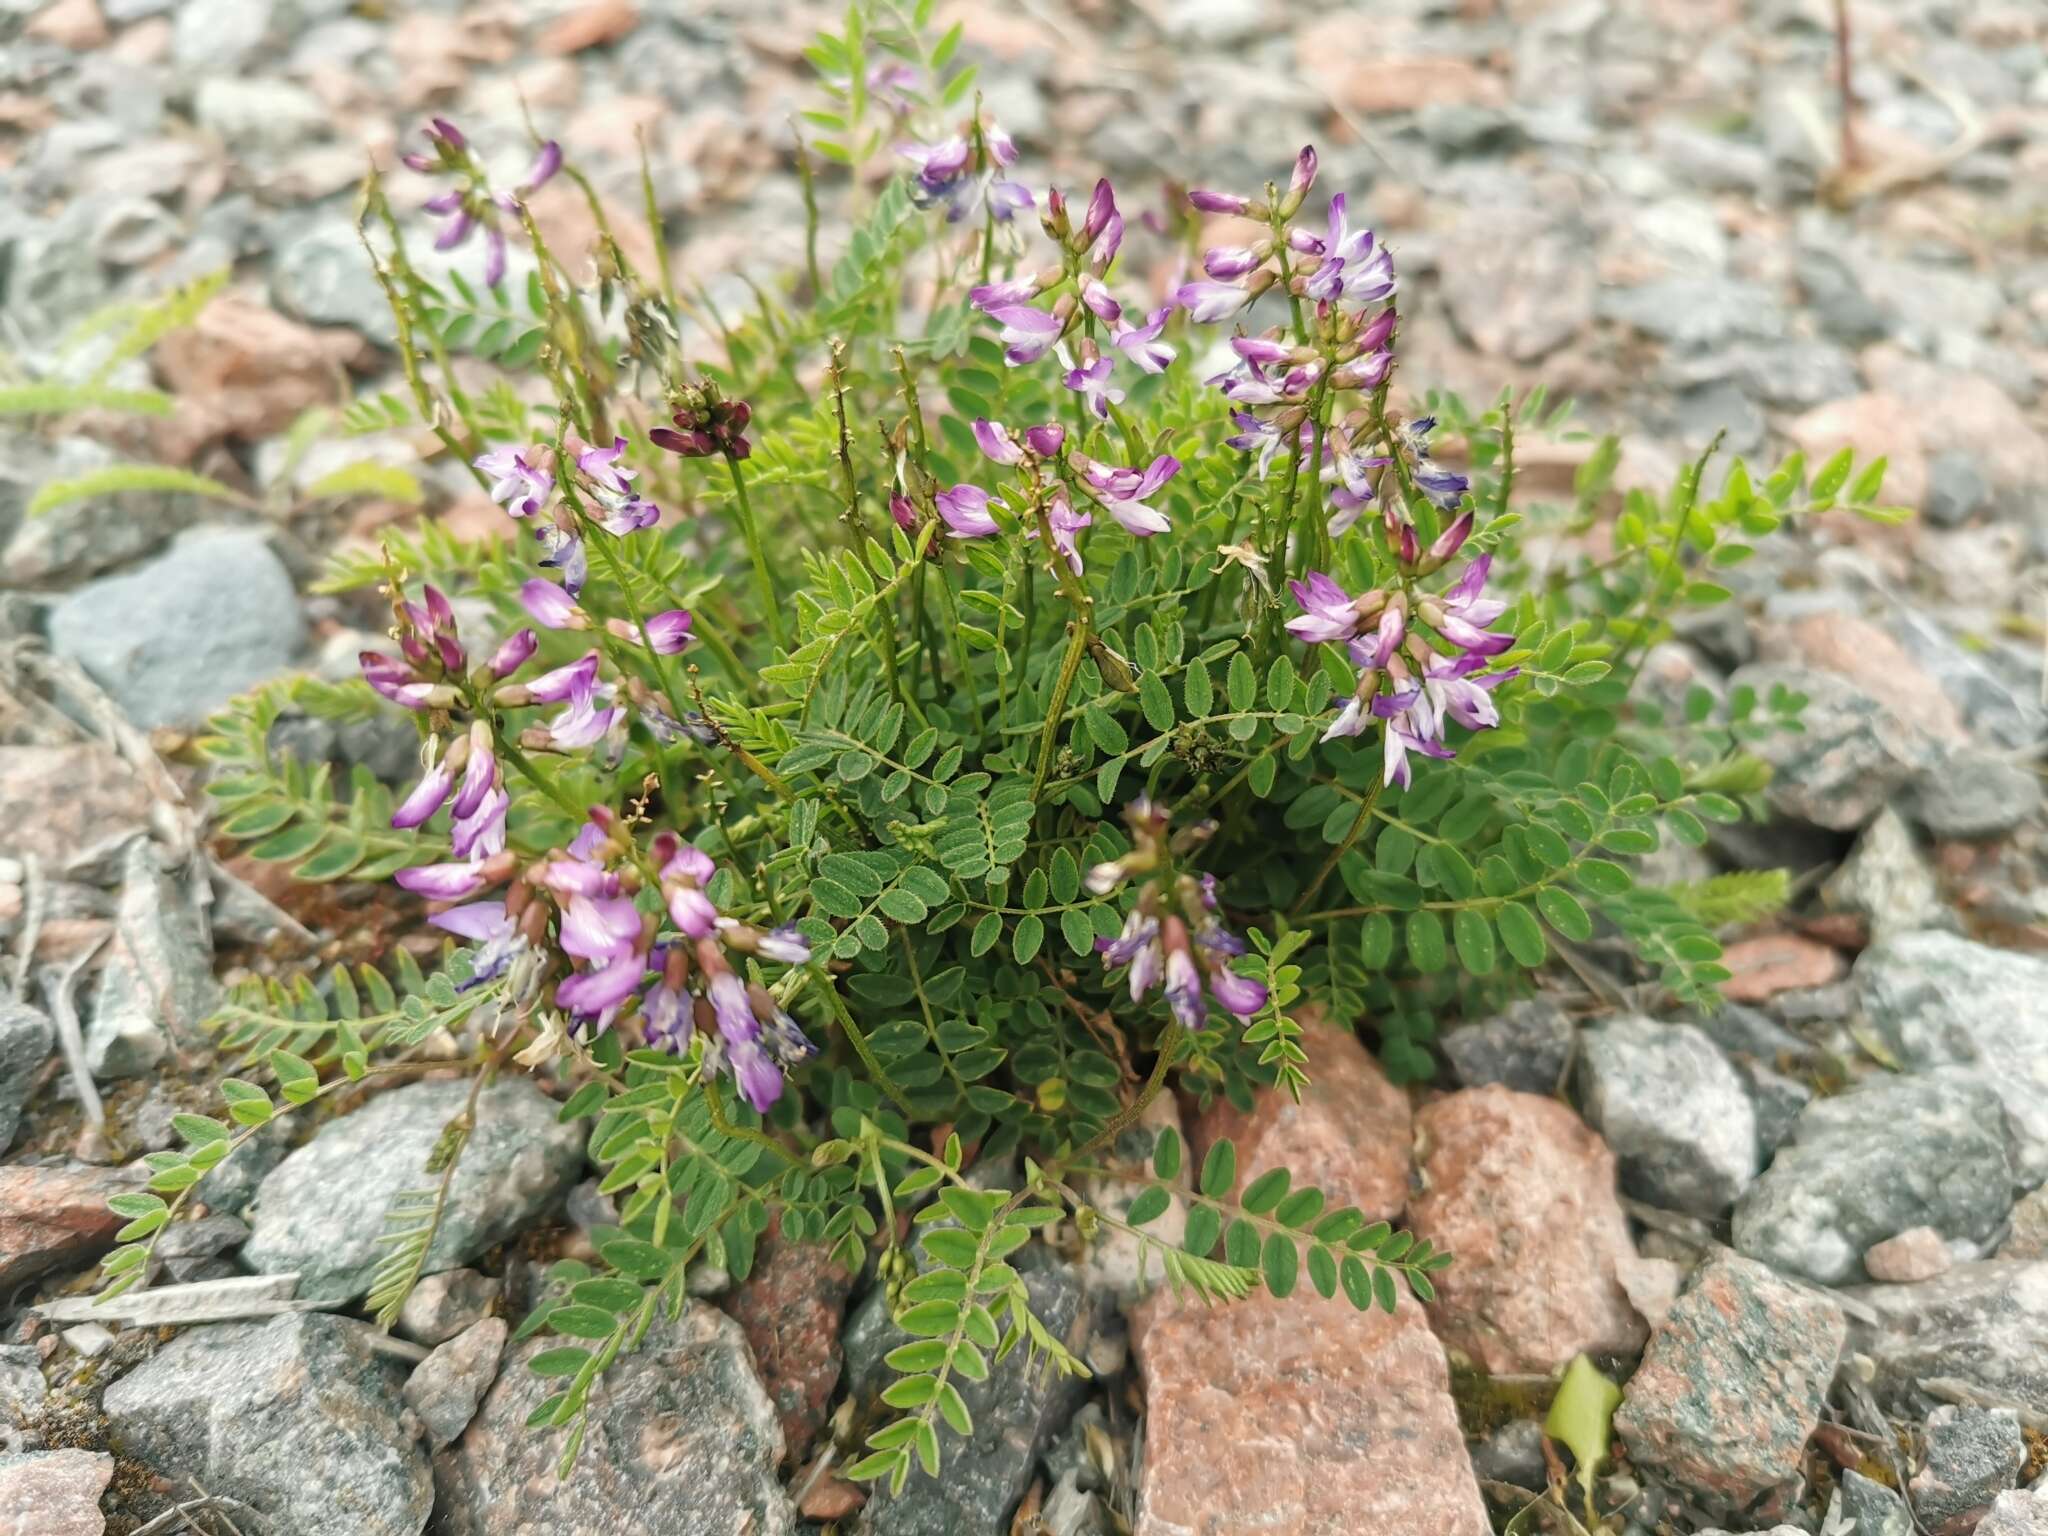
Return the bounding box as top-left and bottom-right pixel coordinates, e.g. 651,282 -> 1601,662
429,899 -> 524,986
901,135 -> 970,193
1111,307 -> 1175,374
757,990 -> 819,1069
476,446 -> 553,516
1024,423 -> 1066,457
1078,452 -> 1177,536
1372,689 -> 1457,789
1285,145 -> 1318,210
1224,410 -> 1290,479
989,304 -> 1062,365
1428,510 -> 1475,563
1208,964 -> 1267,1018
748,924 -> 812,965
518,140 -> 562,194
1041,490 -> 1091,574
576,437 -> 661,532
450,784 -> 508,861
392,760 -> 455,830
520,578 -> 581,630
559,891 -> 643,966
543,691 -> 624,751
642,609 -> 692,655
1423,553 -> 1512,655
1419,651 -> 1517,733
970,276 -> 1042,311
487,628 -> 538,678
1163,946 -> 1208,1030
1173,280 -> 1254,324
1097,909 -> 1163,1003
1285,572 -> 1363,645
525,653 -> 600,703
1202,243 -> 1266,280
1079,277 -> 1122,324
1064,354 -> 1124,422
1301,193 -> 1396,306
395,861 -> 490,901
935,484 -> 1000,538
972,418 -> 1024,466
707,965 -> 759,1046
728,1038 -> 783,1113
557,955 -> 645,1020
534,522 -> 588,597
451,722 -> 497,818
641,969 -> 693,1055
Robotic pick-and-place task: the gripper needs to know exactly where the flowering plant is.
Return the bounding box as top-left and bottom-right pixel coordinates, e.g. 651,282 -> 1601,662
102,0 -> 1905,1497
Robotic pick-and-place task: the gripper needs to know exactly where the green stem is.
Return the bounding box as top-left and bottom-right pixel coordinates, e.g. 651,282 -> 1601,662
814,972 -> 913,1115
724,453 -> 785,650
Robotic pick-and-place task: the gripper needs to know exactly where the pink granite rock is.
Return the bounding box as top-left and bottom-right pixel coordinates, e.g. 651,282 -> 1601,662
1410,1086 -> 1647,1373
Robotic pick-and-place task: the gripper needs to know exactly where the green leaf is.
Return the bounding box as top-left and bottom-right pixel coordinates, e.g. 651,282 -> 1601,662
1537,886 -> 1594,941
1573,859 -> 1633,896
1011,914 -> 1044,964
1405,911 -> 1447,973
1240,1168 -> 1290,1215
1183,657 -> 1213,718
1545,1353 -> 1623,1512
269,1050 -> 319,1105
1261,1232 -> 1298,1298
28,462 -> 240,518
1126,1186 -> 1171,1226
1225,651 -> 1257,711
1496,903 -> 1547,968
1809,445 -> 1854,500
1359,913 -> 1395,969
1452,910 -> 1496,974
1198,1138 -> 1236,1199
1152,1126 -> 1182,1180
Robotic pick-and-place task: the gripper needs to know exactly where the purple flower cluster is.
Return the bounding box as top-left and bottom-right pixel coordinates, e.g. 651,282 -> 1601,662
401,118 -> 561,288
899,121 -> 1031,225
1176,146 -> 1472,539
1286,515 -> 1518,786
474,435 -> 662,598
928,417 -> 1180,575
650,389 -> 753,462
414,811 -> 815,1113
1088,800 -> 1268,1031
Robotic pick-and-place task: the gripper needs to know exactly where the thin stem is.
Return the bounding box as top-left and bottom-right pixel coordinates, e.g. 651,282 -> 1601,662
723,453 -> 785,650
813,971 -> 913,1115
1030,619 -> 1090,805
1292,777 -> 1382,916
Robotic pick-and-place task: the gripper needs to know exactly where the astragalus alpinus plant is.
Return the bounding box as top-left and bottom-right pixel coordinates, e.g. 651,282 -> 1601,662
104,0 -> 1908,1491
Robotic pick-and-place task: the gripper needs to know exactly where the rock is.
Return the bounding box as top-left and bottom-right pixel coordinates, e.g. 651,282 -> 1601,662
1188,1012 -> 1411,1222
1574,1016 -> 1756,1216
1439,996 -> 1574,1095
1979,1487 -> 2048,1535
1821,808 -> 1951,939
1866,1227 -> 1956,1284
1470,1419 -> 1547,1489
172,0 -> 271,71
402,1317 -> 505,1451
1614,1251 -> 1844,1516
1841,1262 -> 2048,1421
243,1077 -> 585,1304
1737,1060 -> 1813,1159
272,221 -> 398,344
84,840 -> 216,1081
1911,1405 -> 2025,1530
193,1116 -> 290,1218
0,1163 -> 138,1288
1076,1092 -> 1187,1305
1597,277 -> 1781,352
0,1001 -> 53,1152
850,1256 -> 1096,1536
435,1303 -> 794,1536
1908,750 -> 2044,840
47,529 -> 306,731
1826,1469 -> 1911,1536
24,0 -> 109,48
88,196 -> 177,267
193,77 -> 327,153
1728,663 -> 1943,832
1409,1087 -> 1645,1373
1,435 -> 196,587
101,1313 -> 429,1536
1731,1070 -> 2014,1285
396,1268 -> 501,1347
1716,932 -> 1845,1004
0,1449 -> 112,1536
149,295 -> 361,465
1926,451 -> 1990,528
719,1225 -> 854,1469
0,1346 -> 47,1441
2004,1188 -> 2048,1260
0,744 -> 152,876
1759,608 -> 1965,746
1787,392 -> 1929,514
1440,208 -> 1592,361
155,1213 -> 250,1282
1856,932 -> 2048,1182
1132,1018 -> 1484,1536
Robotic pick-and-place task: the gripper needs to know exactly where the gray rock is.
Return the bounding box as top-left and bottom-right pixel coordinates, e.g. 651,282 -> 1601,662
0,999 -> 53,1152
194,1115 -> 291,1217
2004,1187 -> 2048,1261
48,528 -> 306,730
1442,996 -> 1574,1095
101,1313 -> 430,1536
1470,1418 -> 1548,1488
272,220 -> 398,344
1907,749 -> 2043,840
1891,611 -> 2046,752
85,840 -> 216,1080
1736,1060 -> 1812,1158
0,1345 -> 48,1448
1842,1261 -> 2048,1421
402,1317 -> 505,1451
194,78 -> 329,154
243,1077 -> 585,1304
1729,663 -> 1942,832
1575,1016 -> 1757,1215
1160,0 -> 1263,46
1597,277 -> 1781,352
1926,451 -> 1991,527
1671,382 -> 1767,458
1821,808 -> 1951,940
1856,932 -> 2048,1182
1912,1405 -> 2025,1530
1827,1469 -> 1911,1536
1418,103 -> 1528,158
1690,1002 -> 1808,1065
1978,1486 -> 2048,1535
1796,247 -> 1890,345
173,0 -> 273,72
856,1260 -> 1096,1536
155,1213 -> 250,1282
1441,207 -> 1593,362
89,196 -> 180,267
434,1303 -> 794,1536
0,435 -> 195,588
397,1268 -> 501,1347
1733,1070 -> 2014,1285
